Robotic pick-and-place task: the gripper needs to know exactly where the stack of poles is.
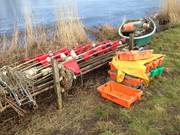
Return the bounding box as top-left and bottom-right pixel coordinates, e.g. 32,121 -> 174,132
1,40 -> 127,112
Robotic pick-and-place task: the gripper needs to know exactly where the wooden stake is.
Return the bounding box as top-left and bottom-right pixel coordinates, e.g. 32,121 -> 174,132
52,58 -> 63,110
129,33 -> 135,51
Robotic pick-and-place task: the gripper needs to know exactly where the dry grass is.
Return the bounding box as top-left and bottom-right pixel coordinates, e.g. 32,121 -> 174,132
92,24 -> 119,41
23,2 -> 35,57
1,25 -> 180,135
159,0 -> 180,24
0,31 -> 23,65
0,0 -> 89,66
34,25 -> 48,53
55,0 -> 89,48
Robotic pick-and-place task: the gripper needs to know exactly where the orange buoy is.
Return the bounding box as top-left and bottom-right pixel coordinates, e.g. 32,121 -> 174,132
122,23 -> 135,32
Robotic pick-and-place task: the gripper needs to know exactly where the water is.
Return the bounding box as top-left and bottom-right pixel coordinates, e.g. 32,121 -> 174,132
0,0 -> 160,33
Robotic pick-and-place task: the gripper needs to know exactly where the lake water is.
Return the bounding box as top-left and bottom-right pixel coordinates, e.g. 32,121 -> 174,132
0,0 -> 160,33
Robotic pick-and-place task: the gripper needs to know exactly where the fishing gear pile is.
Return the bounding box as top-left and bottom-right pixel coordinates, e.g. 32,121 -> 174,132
97,49 -> 166,108
0,39 -> 126,116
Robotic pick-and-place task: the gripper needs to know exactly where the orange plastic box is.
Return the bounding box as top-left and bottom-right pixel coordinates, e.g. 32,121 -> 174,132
123,76 -> 144,87
108,70 -> 117,80
97,81 -> 143,108
108,70 -> 144,87
145,62 -> 153,72
117,50 -> 153,61
109,62 -> 117,71
152,59 -> 160,69
158,56 -> 165,65
145,56 -> 165,72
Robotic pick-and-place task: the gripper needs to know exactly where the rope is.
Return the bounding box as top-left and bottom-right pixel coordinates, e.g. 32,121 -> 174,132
60,67 -> 74,91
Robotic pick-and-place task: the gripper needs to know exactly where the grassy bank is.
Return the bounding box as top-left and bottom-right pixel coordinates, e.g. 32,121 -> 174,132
1,24 -> 180,135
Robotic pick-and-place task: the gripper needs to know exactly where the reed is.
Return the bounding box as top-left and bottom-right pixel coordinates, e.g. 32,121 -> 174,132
0,35 -> 8,65
0,30 -> 24,66
0,0 -> 89,66
8,27 -> 19,54
1,35 -> 8,52
160,0 -> 180,24
55,0 -> 89,48
35,25 -> 47,49
23,2 -> 35,57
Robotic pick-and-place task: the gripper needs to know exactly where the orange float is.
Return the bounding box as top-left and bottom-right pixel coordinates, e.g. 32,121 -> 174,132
122,23 -> 135,32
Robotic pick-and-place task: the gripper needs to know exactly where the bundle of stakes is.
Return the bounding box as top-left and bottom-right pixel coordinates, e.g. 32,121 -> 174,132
0,40 -> 127,116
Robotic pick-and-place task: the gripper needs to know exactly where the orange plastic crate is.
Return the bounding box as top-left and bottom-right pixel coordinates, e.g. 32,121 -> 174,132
108,70 -> 117,80
117,50 -> 153,61
108,70 -> 144,87
123,76 -> 144,87
145,62 -> 153,72
109,62 -> 117,71
152,59 -> 160,69
159,56 -> 165,65
145,56 -> 165,72
97,81 -> 143,108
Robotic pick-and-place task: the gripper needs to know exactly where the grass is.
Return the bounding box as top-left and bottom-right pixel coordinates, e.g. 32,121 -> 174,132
1,25 -> 180,135
91,24 -> 119,41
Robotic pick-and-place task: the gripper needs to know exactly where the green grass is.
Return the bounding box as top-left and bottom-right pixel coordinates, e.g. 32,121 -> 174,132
1,26 -> 180,135
92,26 -> 180,135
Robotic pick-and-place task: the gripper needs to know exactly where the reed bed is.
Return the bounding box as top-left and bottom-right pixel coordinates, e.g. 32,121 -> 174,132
160,0 -> 180,24
0,0 -> 89,66
55,0 -> 89,48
